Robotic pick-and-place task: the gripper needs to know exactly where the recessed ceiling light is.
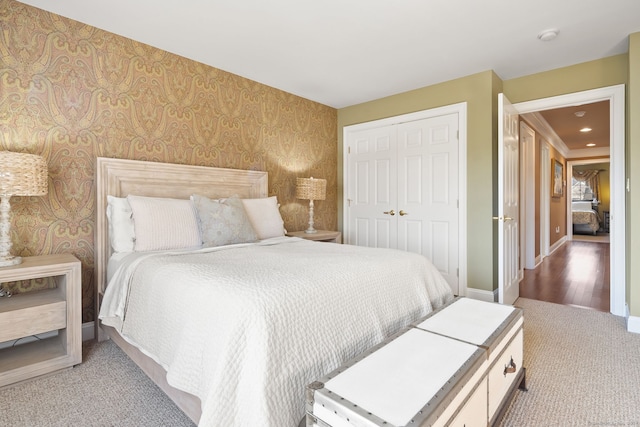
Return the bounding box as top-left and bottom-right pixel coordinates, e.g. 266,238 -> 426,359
537,29 -> 559,42
580,127 -> 592,133
574,111 -> 586,118
586,143 -> 596,147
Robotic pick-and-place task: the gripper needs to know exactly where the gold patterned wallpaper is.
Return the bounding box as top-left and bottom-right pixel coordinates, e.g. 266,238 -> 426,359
0,0 -> 338,322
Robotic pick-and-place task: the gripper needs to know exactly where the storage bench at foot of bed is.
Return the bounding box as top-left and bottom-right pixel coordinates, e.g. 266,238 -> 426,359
304,297 -> 526,427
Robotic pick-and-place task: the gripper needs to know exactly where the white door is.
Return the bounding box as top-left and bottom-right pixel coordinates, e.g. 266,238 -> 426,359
346,125 -> 398,248
396,115 -> 459,291
498,94 -> 520,305
346,113 -> 459,295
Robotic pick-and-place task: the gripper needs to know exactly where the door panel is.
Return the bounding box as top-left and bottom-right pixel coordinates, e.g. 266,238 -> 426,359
498,94 -> 520,305
348,127 -> 397,248
397,114 -> 459,293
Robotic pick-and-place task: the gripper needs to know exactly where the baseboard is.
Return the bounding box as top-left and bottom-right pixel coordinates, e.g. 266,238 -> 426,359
627,314 -> 640,334
534,255 -> 542,268
548,236 -> 567,255
83,321 -> 95,341
466,287 -> 497,303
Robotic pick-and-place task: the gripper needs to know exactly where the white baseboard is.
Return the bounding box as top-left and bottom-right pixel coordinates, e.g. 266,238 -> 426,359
548,236 -> 567,255
466,287 -> 498,303
627,315 -> 640,334
534,255 -> 542,268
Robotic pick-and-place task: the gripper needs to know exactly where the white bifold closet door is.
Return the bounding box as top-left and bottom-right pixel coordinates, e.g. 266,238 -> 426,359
346,112 -> 459,295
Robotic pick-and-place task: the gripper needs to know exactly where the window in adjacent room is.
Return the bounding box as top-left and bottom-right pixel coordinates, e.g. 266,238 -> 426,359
571,177 -> 594,201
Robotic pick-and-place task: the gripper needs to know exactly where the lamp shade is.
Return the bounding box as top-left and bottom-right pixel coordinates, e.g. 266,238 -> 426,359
0,151 -> 48,197
0,151 -> 48,267
296,177 -> 326,201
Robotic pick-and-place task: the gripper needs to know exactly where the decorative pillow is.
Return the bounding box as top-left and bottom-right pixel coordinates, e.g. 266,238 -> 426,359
106,196 -> 135,253
241,196 -> 285,240
127,195 -> 202,251
191,194 -> 258,247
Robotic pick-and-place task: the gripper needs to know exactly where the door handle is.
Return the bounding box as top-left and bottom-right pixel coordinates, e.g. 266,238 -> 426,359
492,216 -> 513,221
399,210 -> 408,216
383,210 -> 395,216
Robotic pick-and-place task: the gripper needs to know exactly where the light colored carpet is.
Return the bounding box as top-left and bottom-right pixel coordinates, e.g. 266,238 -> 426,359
499,298 -> 640,427
1,298 -> 638,426
0,339 -> 195,426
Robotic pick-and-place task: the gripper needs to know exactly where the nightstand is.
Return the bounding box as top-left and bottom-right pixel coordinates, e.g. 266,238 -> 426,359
0,254 -> 82,387
286,230 -> 342,243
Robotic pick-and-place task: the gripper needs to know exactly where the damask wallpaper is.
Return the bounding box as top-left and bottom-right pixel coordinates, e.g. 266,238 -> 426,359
0,0 -> 337,322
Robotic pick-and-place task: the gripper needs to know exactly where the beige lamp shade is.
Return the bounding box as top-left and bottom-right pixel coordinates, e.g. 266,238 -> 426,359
296,177 -> 326,201
0,151 -> 48,268
0,151 -> 48,197
296,177 -> 326,234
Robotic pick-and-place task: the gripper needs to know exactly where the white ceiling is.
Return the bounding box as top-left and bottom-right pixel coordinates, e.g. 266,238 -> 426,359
17,0 -> 640,109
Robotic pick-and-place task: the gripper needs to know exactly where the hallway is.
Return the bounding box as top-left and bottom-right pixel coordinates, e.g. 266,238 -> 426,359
519,240 -> 610,312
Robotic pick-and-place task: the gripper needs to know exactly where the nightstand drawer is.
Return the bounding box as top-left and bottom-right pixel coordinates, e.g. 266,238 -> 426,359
0,292 -> 67,342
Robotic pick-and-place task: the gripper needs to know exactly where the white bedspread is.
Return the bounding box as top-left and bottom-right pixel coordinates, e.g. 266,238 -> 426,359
99,237 -> 453,427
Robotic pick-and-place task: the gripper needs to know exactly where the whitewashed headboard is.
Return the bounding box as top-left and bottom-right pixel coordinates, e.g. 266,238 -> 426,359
94,157 -> 268,306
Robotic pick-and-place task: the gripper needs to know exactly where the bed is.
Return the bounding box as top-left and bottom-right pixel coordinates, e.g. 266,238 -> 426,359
571,201 -> 600,235
94,157 -> 454,427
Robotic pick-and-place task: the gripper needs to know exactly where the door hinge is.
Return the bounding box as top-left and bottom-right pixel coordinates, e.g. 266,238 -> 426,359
456,268 -> 459,277
348,146 -> 351,154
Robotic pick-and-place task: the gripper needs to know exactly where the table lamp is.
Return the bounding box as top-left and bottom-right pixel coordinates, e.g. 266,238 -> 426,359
296,177 -> 326,234
0,151 -> 48,267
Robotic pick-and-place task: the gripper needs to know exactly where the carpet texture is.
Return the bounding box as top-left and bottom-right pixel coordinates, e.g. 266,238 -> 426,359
1,298 -> 639,426
0,339 -> 195,426
499,298 -> 640,427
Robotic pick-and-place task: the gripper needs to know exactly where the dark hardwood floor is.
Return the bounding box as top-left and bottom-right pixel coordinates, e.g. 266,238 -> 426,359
519,239 -> 610,312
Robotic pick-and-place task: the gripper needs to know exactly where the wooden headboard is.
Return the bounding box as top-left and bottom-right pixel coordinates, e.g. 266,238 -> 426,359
94,157 -> 268,304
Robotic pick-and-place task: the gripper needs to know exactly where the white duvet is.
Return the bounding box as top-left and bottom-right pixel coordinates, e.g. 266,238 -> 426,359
99,237 -> 453,427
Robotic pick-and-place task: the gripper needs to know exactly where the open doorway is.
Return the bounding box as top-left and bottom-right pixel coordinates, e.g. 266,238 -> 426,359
513,85 -> 625,316
568,159 -> 610,244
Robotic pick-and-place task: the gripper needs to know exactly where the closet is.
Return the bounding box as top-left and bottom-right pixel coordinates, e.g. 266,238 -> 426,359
343,106 -> 463,295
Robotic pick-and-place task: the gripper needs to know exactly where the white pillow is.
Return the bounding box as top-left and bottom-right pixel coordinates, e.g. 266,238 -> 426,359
106,196 -> 135,253
572,201 -> 592,211
127,195 -> 202,251
241,196 -> 285,239
191,194 -> 258,247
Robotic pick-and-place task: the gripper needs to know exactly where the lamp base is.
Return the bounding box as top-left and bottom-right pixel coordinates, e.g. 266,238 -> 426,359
304,228 -> 318,234
0,255 -> 22,268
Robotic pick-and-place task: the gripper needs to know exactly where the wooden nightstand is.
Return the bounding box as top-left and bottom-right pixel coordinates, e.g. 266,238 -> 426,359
286,230 -> 342,243
0,254 -> 82,387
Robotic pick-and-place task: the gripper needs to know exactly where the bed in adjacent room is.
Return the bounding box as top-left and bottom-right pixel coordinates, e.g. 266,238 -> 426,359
94,157 -> 454,427
571,201 -> 601,235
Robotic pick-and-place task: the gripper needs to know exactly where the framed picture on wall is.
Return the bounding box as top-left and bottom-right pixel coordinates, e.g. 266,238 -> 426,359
552,159 -> 563,198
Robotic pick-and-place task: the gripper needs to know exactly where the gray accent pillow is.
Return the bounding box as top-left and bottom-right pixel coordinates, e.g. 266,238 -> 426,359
191,194 -> 258,247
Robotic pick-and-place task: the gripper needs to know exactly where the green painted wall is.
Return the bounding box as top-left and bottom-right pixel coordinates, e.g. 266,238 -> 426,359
338,71 -> 500,294
338,47 -> 638,309
502,54 -> 628,103
629,33 -> 640,317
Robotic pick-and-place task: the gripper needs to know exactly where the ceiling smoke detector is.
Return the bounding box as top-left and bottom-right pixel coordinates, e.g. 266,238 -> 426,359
574,111 -> 586,118
537,29 -> 559,42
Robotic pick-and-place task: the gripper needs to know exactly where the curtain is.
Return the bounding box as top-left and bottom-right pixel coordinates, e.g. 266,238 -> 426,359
573,169 -> 600,201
